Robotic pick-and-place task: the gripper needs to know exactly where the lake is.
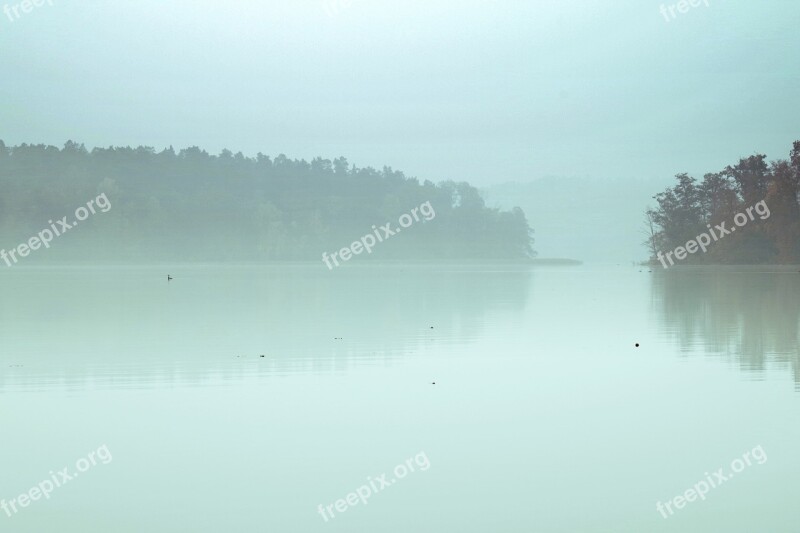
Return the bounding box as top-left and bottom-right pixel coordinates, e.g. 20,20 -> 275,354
1,264 -> 798,532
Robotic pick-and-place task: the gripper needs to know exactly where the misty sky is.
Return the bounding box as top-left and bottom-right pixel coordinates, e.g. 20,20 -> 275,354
1,0 -> 798,185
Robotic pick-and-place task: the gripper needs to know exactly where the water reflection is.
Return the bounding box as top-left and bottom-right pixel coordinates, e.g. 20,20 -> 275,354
0,264 -> 532,391
651,266 -> 800,383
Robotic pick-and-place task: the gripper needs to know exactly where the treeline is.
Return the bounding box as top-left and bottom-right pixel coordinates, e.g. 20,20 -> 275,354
646,141 -> 800,264
0,141 -> 534,263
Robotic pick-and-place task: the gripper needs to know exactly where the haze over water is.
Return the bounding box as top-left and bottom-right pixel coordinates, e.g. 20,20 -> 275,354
3,1 -> 800,530
2,264 -> 797,532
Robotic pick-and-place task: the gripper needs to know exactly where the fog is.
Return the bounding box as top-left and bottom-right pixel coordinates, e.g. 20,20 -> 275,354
3,3 -> 800,533
2,0 -> 799,186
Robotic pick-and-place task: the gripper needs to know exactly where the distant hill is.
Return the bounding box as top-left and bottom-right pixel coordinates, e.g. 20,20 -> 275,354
484,176 -> 673,263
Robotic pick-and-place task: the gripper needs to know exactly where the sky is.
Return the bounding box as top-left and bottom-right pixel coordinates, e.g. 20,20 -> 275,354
1,0 -> 799,185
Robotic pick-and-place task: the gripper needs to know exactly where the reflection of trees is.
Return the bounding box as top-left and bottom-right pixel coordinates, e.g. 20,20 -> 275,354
0,265 -> 532,390
652,267 -> 800,383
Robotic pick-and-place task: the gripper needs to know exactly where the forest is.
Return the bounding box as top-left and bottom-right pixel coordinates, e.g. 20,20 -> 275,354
0,141 -> 535,263
646,141 -> 800,264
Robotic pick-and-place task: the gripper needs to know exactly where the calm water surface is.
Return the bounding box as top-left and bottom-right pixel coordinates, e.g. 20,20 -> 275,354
1,264 -> 798,532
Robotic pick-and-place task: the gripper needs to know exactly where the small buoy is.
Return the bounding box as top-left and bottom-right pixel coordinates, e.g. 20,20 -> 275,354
635,343 -> 640,347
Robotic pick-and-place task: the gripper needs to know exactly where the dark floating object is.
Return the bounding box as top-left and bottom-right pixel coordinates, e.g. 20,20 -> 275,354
167,275 -> 173,281
260,355 -> 265,358
635,343 -> 640,347
334,337 -> 342,340
432,382 -> 436,385
430,326 -> 434,329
